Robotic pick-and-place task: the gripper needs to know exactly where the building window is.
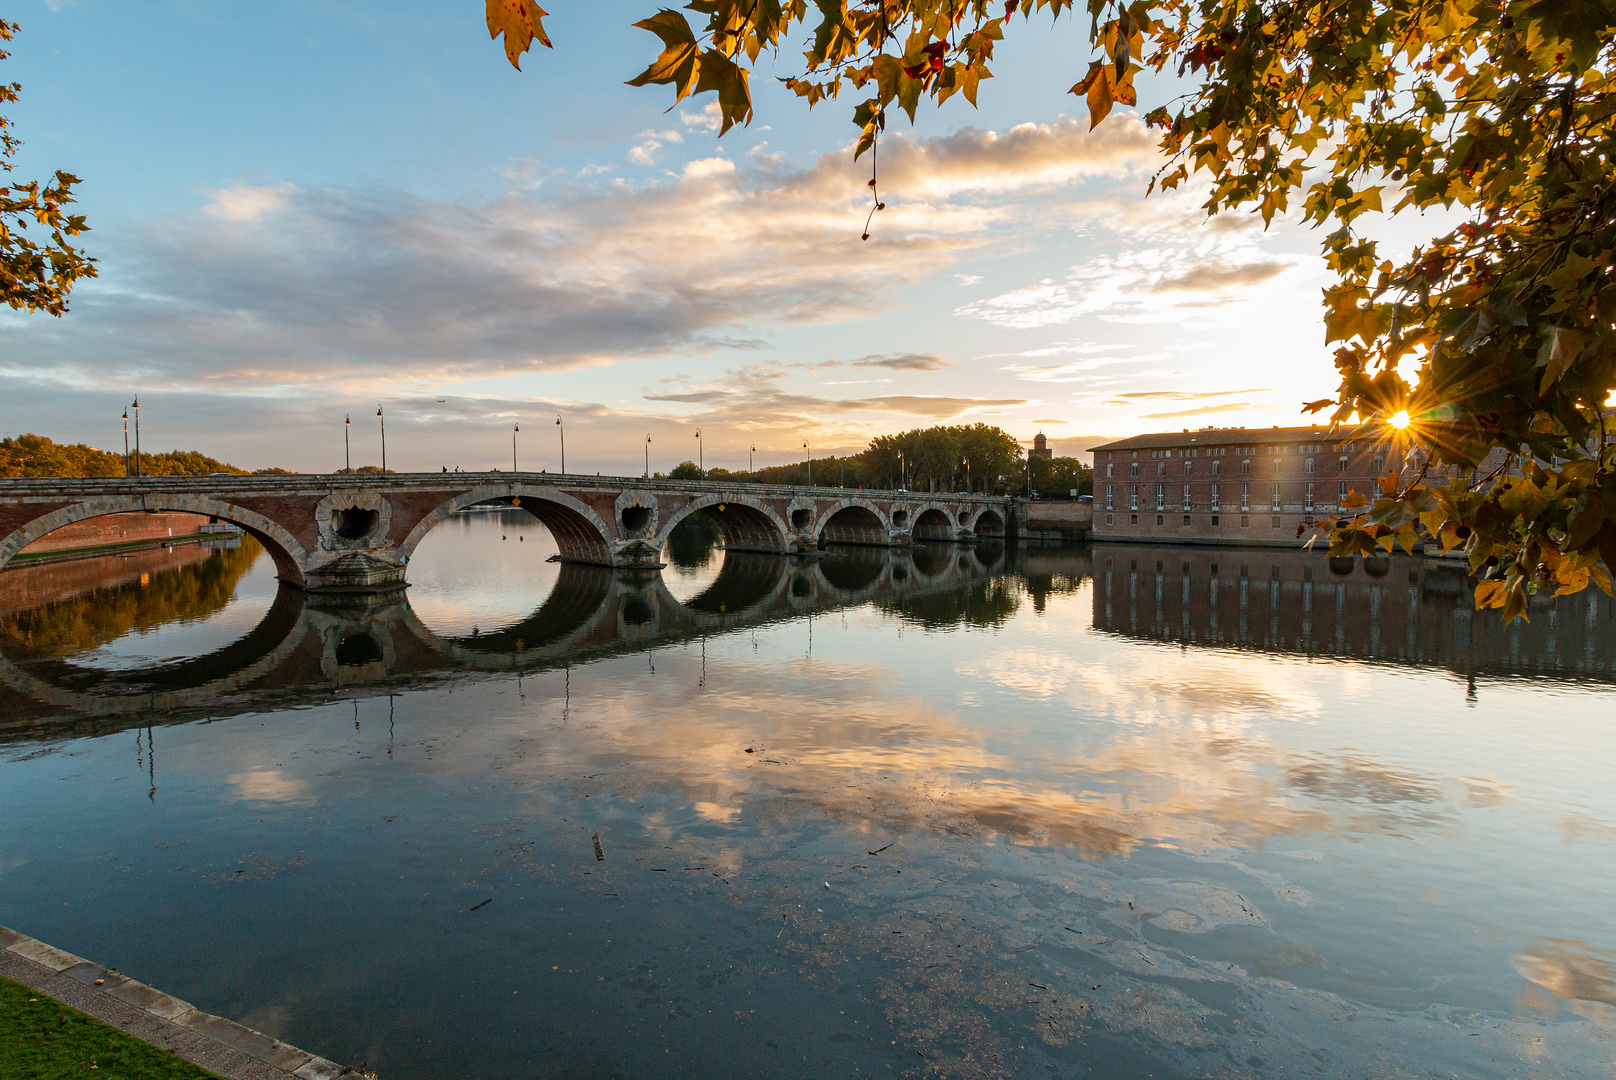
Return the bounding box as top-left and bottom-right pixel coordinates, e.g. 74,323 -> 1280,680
1211,515 -> 1219,527
1105,484 -> 1113,510
1305,457 -> 1315,474
1273,458 -> 1282,476
1272,515 -> 1281,527
1338,481 -> 1349,502
1241,515 -> 1250,528
1305,482 -> 1315,511
1211,483 -> 1220,510
1339,455 -> 1349,473
1241,483 -> 1250,510
1130,514 -> 1138,524
1157,514 -> 1164,525
1105,513 -> 1114,525
1240,459 -> 1250,475
1183,514 -> 1191,526
1373,455 -> 1385,474
1182,482 -> 1191,510
1272,483 -> 1281,509
1130,485 -> 1138,510
1156,483 -> 1165,510
1183,459 -> 1192,475
1212,460 -> 1221,476
1156,461 -> 1165,477
1105,463 -> 1114,478
1131,461 -> 1139,479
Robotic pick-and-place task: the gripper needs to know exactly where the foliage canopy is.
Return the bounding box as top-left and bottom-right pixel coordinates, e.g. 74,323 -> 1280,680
1,20 -> 94,316
0,434 -> 249,478
489,0 -> 1616,618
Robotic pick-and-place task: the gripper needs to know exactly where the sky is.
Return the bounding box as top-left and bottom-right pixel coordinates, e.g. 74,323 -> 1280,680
2,0 -> 1380,475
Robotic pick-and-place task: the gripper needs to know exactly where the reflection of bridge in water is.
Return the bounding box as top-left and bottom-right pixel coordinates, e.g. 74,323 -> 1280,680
1093,542 -> 1616,685
0,543 -> 1012,740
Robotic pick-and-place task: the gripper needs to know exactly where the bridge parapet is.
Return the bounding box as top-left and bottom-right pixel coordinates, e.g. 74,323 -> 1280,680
0,473 -> 1013,592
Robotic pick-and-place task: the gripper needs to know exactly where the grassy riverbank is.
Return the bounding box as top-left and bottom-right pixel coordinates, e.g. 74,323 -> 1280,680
0,975 -> 224,1079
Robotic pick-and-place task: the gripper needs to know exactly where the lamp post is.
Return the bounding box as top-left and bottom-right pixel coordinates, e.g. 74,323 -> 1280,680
377,405 -> 386,473
964,456 -> 970,494
344,414 -> 351,473
131,397 -> 141,477
898,451 -> 905,491
555,417 -> 565,474
804,439 -> 811,487
750,444 -> 755,474
695,428 -> 702,479
513,423 -> 520,473
122,408 -> 130,477
645,434 -> 651,478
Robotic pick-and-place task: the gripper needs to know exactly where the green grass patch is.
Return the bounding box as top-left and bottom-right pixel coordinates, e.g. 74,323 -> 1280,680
0,975 -> 225,1079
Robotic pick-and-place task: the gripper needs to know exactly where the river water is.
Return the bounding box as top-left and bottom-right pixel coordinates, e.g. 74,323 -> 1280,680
1,509 -> 1613,1079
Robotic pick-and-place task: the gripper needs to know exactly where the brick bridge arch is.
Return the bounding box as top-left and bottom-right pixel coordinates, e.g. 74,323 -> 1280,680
0,492 -> 311,587
652,493 -> 794,556
398,484 -> 621,568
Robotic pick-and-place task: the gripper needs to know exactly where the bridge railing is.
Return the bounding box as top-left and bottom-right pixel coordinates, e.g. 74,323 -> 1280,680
0,472 -> 1011,502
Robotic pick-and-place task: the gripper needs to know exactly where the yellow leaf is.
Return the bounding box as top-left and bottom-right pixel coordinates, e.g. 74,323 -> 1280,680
1473,580 -> 1506,609
486,0 -> 552,70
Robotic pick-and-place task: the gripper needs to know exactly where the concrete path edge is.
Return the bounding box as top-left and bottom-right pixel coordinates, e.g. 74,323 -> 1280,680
0,924 -> 366,1080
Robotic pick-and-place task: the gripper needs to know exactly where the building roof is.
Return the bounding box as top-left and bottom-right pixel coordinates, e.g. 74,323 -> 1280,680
1087,425 -> 1365,453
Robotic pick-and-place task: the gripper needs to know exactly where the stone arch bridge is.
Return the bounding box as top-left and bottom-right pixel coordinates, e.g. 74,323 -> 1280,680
0,474 -> 1013,591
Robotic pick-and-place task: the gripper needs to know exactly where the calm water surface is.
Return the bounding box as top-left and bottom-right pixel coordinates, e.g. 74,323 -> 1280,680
1,509 -> 1614,1079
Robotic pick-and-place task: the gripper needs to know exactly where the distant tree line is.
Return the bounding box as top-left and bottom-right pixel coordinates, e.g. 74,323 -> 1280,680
661,424 -> 1091,496
0,434 -> 264,478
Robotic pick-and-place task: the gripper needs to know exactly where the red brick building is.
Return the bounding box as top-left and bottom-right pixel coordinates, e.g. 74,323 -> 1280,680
1089,425 -> 1407,545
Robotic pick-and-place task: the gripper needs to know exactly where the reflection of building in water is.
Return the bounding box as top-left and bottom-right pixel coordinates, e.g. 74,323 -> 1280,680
1093,542 -> 1615,683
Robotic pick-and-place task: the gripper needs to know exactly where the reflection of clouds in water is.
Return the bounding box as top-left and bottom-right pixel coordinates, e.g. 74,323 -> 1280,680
968,642 -> 1324,719
458,654 -> 1457,861
1066,654 -> 1324,723
963,648 -> 1072,698
227,770 -> 311,803
1514,939 -> 1616,1023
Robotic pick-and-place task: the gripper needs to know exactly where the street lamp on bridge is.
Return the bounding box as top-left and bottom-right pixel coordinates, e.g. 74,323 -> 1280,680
750,444 -> 755,474
122,408 -> 130,477
804,439 -> 811,487
513,423 -> 520,473
131,397 -> 141,477
344,414 -> 351,473
377,405 -> 386,473
645,434 -> 651,478
695,428 -> 702,479
556,416 -> 565,474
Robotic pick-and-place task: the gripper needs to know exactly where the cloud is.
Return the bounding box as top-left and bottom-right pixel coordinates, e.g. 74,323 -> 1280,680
849,353 -> 951,371
9,136 -> 1035,395
202,182 -> 297,222
953,179 -> 1309,330
1151,261 -> 1288,292
1139,402 -> 1257,419
642,364 -> 1023,424
681,102 -> 723,131
1112,388 -> 1272,401
878,116 -> 1158,198
955,274 -> 983,286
